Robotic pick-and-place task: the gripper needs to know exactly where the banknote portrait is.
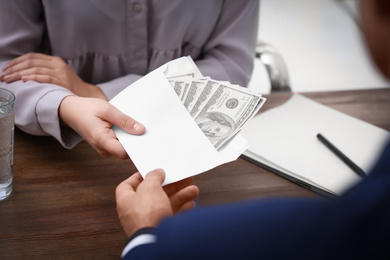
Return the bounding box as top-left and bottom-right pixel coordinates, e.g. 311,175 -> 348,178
195,112 -> 236,141
167,65 -> 264,149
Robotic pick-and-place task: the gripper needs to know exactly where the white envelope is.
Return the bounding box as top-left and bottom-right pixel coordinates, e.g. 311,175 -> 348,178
110,57 -> 248,185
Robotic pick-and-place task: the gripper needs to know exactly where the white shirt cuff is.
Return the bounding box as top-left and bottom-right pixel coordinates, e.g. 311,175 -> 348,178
121,233 -> 157,258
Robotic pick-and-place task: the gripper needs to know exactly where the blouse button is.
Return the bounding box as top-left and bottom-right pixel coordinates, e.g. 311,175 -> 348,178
134,51 -> 143,59
133,3 -> 142,13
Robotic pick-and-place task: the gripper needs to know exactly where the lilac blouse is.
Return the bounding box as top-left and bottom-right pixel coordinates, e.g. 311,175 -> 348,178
0,0 -> 259,148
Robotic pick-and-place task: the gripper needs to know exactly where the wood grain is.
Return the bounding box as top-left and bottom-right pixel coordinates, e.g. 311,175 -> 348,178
0,88 -> 389,259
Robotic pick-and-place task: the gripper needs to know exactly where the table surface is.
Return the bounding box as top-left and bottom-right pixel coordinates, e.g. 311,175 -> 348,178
1,88 -> 389,260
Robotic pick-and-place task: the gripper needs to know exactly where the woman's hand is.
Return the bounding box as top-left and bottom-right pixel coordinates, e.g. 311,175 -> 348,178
0,53 -> 106,99
116,169 -> 199,237
59,95 -> 145,159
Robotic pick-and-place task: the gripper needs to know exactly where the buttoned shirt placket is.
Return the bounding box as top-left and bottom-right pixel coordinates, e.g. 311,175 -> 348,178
127,0 -> 148,75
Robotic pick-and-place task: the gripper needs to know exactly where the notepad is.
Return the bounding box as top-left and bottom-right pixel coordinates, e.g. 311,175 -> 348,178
240,94 -> 390,197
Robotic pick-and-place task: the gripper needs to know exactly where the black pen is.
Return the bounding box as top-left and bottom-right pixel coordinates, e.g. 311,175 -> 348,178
317,133 -> 366,178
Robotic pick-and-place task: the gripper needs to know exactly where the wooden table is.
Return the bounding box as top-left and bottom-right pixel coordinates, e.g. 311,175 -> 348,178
1,88 -> 389,259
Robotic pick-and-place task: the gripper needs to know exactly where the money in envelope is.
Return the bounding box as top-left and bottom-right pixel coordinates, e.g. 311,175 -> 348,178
110,56 -> 266,185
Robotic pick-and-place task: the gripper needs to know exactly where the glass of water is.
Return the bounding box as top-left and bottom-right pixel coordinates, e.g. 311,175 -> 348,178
0,88 -> 15,200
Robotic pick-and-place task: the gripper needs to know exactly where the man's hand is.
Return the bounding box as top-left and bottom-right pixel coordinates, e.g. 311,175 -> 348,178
59,95 -> 145,159
116,169 -> 199,237
0,53 -> 106,99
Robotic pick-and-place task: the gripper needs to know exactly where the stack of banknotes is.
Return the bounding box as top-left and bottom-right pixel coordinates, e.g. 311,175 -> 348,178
167,73 -> 264,150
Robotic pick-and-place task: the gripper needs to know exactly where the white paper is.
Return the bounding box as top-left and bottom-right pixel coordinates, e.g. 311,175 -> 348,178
110,57 -> 248,185
241,94 -> 390,195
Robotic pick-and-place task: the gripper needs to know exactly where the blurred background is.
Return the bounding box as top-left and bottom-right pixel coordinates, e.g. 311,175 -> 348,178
248,0 -> 390,94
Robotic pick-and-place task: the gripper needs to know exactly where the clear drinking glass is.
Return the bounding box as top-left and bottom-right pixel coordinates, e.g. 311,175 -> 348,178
0,88 -> 15,200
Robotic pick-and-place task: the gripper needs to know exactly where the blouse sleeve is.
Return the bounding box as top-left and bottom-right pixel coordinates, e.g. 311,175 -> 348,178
97,74 -> 143,101
195,0 -> 259,87
0,0 -> 82,148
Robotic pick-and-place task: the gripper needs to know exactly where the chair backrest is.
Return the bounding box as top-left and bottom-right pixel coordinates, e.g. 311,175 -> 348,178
255,41 -> 291,92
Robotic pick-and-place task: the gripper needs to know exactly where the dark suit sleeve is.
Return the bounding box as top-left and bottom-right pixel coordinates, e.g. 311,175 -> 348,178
122,141 -> 390,260
121,227 -> 157,258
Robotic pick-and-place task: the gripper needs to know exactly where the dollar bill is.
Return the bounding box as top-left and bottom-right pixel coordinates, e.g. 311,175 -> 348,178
193,83 -> 261,149
169,80 -> 190,101
188,80 -> 220,117
167,73 -> 264,150
182,79 -> 207,111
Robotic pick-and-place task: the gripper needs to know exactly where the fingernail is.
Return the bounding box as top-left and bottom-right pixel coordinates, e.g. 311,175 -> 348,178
0,72 -> 4,79
2,63 -> 9,70
133,122 -> 145,132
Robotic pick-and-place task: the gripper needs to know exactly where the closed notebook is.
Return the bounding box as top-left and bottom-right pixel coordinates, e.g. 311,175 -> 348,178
240,94 -> 390,197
